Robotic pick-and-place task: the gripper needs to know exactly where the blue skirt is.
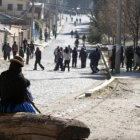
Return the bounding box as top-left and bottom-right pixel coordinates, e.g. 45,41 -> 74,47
0,101 -> 36,114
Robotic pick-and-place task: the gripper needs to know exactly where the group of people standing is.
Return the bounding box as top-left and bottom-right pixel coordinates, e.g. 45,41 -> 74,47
2,41 -> 20,60
109,45 -> 140,72
22,38 -> 44,70
74,18 -> 82,26
89,48 -> 101,73
22,39 -> 35,65
53,45 -> 101,73
2,38 -> 44,71
54,46 -> 72,72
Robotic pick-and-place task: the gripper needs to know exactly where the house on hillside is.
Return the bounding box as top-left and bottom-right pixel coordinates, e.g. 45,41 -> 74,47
0,0 -> 45,43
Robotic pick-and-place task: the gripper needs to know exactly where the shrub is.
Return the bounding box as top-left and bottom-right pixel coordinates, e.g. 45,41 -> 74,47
88,25 -> 102,44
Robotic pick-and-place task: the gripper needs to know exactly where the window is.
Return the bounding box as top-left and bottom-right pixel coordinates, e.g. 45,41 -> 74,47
7,4 -> 13,11
35,7 -> 41,13
17,4 -> 23,11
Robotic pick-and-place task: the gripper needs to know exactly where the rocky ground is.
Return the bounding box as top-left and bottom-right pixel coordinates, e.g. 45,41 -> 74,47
46,78 -> 140,140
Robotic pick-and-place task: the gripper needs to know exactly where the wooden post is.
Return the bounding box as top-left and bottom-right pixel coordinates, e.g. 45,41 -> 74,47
98,45 -> 111,79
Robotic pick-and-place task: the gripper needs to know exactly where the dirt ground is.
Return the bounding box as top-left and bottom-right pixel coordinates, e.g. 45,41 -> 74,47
0,60 -> 140,140
46,78 -> 140,140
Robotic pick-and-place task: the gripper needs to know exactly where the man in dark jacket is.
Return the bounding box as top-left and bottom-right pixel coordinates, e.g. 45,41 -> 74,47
120,46 -> 124,68
82,34 -> 86,43
26,44 -> 31,65
72,47 -> 78,67
6,43 -> 12,60
110,46 -> 116,72
54,48 -> 64,71
30,41 -> 35,58
0,56 -> 35,113
75,39 -> 79,48
79,48 -> 88,68
33,47 -> 44,70
89,50 -> 98,73
71,30 -> 74,38
2,42 -> 8,60
23,38 -> 27,53
2,42 -> 11,60
44,31 -> 48,42
126,46 -> 134,72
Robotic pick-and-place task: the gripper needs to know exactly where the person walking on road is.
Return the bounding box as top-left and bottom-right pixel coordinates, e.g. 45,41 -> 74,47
26,44 -> 31,65
64,47 -> 71,72
126,46 -> 134,72
33,47 -> 44,70
89,50 -> 98,73
96,48 -> 101,72
79,47 -> 88,68
44,31 -> 48,42
120,46 -> 124,68
72,47 -> 78,67
71,30 -> 74,38
54,48 -> 64,71
5,43 -> 11,61
12,41 -> 18,58
54,46 -> 59,63
75,39 -> 79,48
19,47 -> 24,58
74,21 -> 76,26
79,18 -> 82,23
54,31 -> 57,39
2,42 -> 11,60
23,38 -> 27,53
68,45 -> 72,54
2,42 -> 7,60
110,46 -> 116,72
82,34 -> 86,43
29,41 -> 35,58
71,17 -> 73,22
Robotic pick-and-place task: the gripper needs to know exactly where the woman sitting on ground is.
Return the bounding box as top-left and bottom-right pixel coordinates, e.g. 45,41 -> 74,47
0,56 -> 35,113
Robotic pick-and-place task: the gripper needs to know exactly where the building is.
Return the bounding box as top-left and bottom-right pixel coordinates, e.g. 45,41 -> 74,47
0,0 -> 29,17
0,0 -> 44,20
29,2 -> 44,20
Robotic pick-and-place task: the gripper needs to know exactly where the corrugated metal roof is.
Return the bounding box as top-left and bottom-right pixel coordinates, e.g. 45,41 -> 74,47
0,14 -> 11,20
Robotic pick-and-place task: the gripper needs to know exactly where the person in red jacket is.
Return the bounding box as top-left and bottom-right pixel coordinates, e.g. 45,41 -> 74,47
12,41 -> 18,58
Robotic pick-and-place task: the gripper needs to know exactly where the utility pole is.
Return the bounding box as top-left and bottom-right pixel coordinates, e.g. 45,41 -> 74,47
55,0 -> 58,31
115,0 -> 122,74
31,0 -> 35,41
48,0 -> 51,39
60,0 -> 63,26
60,10 -> 62,26
62,0 -> 64,19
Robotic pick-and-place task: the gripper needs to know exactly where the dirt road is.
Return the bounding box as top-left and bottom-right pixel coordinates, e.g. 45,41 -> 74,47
46,78 -> 140,140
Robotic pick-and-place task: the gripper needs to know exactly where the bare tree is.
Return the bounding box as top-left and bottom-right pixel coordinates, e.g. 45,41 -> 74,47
123,0 -> 140,48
